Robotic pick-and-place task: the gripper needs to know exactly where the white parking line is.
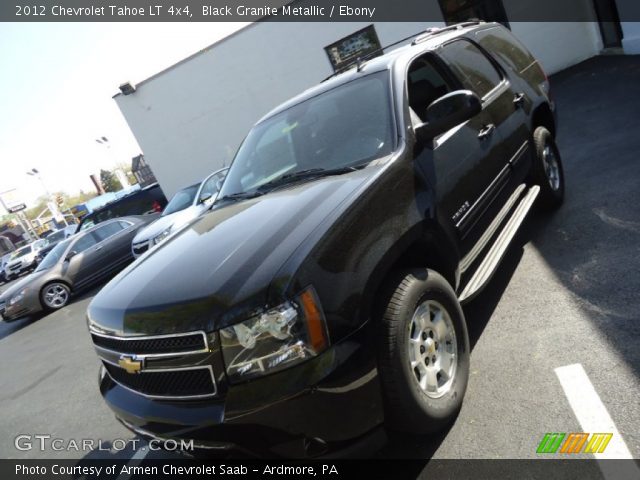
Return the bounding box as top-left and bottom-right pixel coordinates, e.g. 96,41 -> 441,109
555,364 -> 632,459
555,364 -> 639,479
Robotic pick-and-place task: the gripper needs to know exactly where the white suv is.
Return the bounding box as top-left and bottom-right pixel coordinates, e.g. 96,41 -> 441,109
3,240 -> 47,281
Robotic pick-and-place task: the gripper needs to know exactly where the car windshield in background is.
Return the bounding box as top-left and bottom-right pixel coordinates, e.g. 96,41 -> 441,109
11,246 -> 31,259
35,239 -> 71,272
162,184 -> 199,216
45,230 -> 66,244
219,71 -> 394,198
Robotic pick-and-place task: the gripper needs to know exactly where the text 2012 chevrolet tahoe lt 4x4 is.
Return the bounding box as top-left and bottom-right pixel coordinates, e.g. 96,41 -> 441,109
87,22 -> 564,457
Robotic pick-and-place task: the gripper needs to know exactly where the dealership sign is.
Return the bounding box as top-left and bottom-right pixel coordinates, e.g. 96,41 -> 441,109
0,188 -> 27,213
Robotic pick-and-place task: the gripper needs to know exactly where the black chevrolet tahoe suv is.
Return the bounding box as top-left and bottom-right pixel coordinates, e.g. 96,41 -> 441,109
87,22 -> 564,457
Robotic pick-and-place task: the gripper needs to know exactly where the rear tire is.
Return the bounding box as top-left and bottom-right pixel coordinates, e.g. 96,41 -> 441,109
377,269 -> 470,434
532,126 -> 564,210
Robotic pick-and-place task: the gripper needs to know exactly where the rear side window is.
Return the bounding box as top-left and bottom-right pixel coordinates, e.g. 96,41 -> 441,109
72,234 -> 98,253
475,27 -> 536,74
440,40 -> 502,98
94,222 -> 124,242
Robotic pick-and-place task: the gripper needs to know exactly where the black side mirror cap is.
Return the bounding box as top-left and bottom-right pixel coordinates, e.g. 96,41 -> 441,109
415,90 -> 482,144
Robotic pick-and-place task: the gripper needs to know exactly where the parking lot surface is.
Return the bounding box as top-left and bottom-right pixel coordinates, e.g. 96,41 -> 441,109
0,55 -> 638,463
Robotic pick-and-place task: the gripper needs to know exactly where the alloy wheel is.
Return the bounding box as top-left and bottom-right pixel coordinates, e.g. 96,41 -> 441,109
43,283 -> 69,309
408,300 -> 458,398
542,143 -> 561,191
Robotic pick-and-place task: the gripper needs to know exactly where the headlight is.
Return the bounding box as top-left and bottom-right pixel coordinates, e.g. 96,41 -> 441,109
153,227 -> 172,245
9,289 -> 27,306
220,287 -> 329,382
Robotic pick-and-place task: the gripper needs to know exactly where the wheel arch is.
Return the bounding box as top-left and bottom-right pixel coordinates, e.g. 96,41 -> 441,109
531,102 -> 556,138
360,222 -> 460,326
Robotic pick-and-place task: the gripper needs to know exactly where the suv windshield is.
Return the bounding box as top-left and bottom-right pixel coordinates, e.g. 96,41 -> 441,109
36,239 -> 72,271
219,71 -> 394,198
11,246 -> 31,259
162,184 -> 199,216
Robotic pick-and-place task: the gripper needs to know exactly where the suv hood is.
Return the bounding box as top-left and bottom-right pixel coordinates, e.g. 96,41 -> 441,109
132,206 -> 202,244
88,171 -> 370,336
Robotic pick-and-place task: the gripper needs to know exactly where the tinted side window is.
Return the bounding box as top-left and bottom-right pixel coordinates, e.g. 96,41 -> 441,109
440,40 -> 502,98
475,27 -> 535,74
72,234 -> 98,253
94,222 -> 124,242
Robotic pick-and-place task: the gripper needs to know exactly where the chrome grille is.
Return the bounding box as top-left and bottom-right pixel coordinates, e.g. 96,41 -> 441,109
91,331 -> 206,355
90,328 -> 216,400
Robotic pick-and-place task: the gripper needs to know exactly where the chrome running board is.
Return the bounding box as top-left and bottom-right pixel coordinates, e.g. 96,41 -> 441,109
459,185 -> 540,303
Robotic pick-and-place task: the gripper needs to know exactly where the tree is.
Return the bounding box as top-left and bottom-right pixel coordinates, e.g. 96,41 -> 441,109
100,169 -> 122,193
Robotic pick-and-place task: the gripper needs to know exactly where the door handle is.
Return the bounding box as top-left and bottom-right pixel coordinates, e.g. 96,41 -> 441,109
477,124 -> 496,140
94,245 -> 103,251
513,93 -> 525,107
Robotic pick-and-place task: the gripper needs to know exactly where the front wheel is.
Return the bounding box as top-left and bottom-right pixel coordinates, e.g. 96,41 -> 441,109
40,282 -> 71,311
377,269 -> 470,434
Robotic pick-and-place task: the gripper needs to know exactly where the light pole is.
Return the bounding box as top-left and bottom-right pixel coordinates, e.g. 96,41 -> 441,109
26,168 -> 51,197
96,136 -> 130,188
26,168 -> 68,226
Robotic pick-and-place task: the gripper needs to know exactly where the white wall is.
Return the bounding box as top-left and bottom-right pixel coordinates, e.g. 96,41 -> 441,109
116,19 -> 604,198
510,22 -> 603,74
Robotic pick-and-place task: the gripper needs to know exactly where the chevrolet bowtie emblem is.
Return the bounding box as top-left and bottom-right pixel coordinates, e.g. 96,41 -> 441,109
118,355 -> 143,374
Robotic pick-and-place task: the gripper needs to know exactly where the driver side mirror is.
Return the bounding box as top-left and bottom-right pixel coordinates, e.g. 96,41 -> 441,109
65,250 -> 78,262
415,90 -> 482,145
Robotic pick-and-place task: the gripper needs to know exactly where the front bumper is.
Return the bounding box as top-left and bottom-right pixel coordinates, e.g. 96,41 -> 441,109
98,334 -> 384,457
5,262 -> 33,278
2,301 -> 38,321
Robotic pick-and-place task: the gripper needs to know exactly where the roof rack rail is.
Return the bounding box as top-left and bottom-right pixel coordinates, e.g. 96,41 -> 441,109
412,20 -> 484,45
321,21 -> 484,82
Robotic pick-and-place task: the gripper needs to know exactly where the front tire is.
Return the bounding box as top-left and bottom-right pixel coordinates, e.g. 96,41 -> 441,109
532,126 -> 564,210
40,282 -> 71,311
377,269 -> 470,434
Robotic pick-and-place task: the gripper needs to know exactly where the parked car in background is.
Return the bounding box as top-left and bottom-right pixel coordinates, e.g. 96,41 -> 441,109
0,216 -> 153,321
75,183 -> 167,233
35,225 -> 77,264
0,253 -> 13,284
131,168 -> 228,257
3,239 -> 47,281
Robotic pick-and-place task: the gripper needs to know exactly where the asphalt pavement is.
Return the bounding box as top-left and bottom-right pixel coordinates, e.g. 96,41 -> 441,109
0,55 -> 638,465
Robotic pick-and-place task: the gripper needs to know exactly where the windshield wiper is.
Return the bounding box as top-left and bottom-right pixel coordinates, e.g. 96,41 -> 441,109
257,165 -> 364,193
216,190 -> 264,204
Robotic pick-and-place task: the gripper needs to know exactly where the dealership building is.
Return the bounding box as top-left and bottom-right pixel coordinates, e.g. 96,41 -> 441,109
115,0 -> 640,198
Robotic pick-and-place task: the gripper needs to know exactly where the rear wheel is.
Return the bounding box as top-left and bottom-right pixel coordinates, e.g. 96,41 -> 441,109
40,282 -> 71,311
532,126 -> 564,210
377,269 -> 470,434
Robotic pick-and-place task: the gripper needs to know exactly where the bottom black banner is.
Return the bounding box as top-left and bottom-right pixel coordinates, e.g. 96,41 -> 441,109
3,459 -> 640,480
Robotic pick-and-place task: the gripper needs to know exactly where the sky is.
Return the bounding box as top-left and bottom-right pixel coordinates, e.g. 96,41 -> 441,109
0,22 -> 247,214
